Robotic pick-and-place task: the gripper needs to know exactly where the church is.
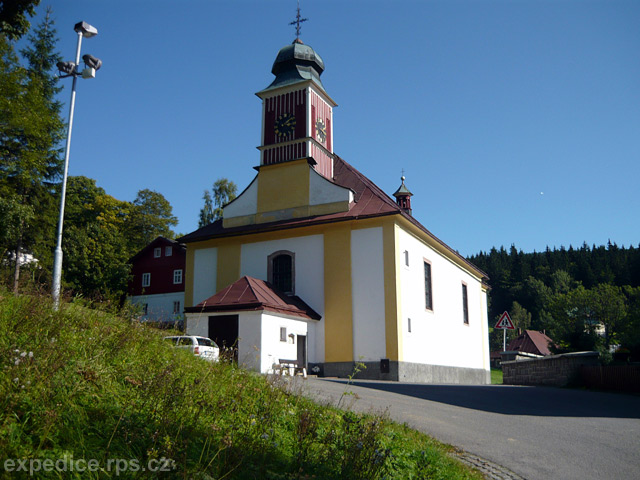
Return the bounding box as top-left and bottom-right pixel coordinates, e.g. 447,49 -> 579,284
180,30 -> 491,384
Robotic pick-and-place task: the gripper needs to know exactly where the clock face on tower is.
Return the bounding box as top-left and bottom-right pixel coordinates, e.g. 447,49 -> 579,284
315,119 -> 326,143
274,113 -> 296,138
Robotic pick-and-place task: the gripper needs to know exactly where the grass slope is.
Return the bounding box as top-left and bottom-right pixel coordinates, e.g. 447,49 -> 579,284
0,291 -> 481,479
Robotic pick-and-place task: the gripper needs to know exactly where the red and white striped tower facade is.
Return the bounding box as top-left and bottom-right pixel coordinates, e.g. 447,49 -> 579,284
256,39 -> 337,180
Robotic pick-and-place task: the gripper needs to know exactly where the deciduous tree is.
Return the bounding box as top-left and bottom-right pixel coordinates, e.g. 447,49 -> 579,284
128,189 -> 178,251
198,178 -> 237,227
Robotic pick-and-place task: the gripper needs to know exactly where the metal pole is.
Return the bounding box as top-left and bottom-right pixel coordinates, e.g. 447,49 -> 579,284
503,328 -> 506,352
52,31 -> 83,309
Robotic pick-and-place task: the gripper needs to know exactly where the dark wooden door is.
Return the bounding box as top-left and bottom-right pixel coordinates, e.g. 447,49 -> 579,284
208,315 -> 239,361
297,335 -> 307,368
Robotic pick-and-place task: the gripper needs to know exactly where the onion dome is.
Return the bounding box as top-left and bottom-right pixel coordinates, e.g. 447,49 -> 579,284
258,39 -> 327,95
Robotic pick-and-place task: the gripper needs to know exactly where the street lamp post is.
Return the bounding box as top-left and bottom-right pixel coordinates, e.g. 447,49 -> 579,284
52,21 -> 101,309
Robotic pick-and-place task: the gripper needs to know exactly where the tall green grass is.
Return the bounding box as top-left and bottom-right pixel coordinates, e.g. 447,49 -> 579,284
0,290 -> 481,479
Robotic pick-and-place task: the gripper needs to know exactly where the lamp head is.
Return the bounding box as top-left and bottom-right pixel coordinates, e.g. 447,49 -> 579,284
82,54 -> 102,71
74,21 -> 98,38
56,61 -> 76,75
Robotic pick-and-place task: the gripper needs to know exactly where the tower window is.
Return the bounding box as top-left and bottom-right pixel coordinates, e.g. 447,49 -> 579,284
268,250 -> 295,294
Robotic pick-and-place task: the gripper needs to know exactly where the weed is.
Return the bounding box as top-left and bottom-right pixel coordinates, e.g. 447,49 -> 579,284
0,289 -> 482,479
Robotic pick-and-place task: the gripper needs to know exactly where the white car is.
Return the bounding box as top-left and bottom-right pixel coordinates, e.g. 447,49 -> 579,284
164,335 -> 219,362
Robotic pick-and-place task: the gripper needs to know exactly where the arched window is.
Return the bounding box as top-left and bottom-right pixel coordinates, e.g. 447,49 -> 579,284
268,250 -> 295,294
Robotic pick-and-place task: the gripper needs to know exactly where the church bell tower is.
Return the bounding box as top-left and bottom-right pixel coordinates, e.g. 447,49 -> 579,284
255,12 -> 337,179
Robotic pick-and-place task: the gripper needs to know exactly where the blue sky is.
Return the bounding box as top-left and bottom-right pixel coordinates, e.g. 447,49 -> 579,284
24,0 -> 640,257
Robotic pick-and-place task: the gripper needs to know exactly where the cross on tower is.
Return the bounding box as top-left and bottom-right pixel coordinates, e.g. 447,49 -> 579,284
289,1 -> 308,40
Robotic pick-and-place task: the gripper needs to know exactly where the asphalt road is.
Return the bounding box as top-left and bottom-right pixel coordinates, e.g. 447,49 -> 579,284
299,378 -> 640,480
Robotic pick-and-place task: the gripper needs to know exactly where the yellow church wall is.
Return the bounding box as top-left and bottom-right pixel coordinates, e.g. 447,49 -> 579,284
383,221 -> 403,362
323,225 -> 354,362
216,243 -> 242,292
256,159 -> 310,216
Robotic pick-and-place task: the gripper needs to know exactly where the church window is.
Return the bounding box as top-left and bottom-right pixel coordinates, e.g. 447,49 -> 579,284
424,261 -> 433,311
268,251 -> 295,294
462,283 -> 469,325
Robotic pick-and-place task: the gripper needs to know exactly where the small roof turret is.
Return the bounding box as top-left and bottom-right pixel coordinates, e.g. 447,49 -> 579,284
393,176 -> 413,215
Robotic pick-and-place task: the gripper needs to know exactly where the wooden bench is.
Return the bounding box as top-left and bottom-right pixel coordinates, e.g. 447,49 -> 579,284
272,359 -> 307,378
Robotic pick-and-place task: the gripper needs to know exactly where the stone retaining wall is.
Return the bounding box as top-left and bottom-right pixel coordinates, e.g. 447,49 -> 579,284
502,351 -> 599,387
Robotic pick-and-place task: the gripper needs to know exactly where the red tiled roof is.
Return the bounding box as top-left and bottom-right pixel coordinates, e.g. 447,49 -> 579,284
506,330 -> 554,356
178,156 -> 487,280
184,276 -> 321,321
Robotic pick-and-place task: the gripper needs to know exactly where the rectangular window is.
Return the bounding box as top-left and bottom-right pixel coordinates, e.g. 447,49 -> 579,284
142,272 -> 150,287
408,317 -> 412,333
173,301 -> 180,314
280,327 -> 287,342
154,247 -> 161,258
173,269 -> 183,284
424,261 -> 433,310
404,250 -> 409,267
462,283 -> 469,325
165,246 -> 172,256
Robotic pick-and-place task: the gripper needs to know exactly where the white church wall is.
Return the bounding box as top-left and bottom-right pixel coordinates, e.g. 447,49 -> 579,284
309,168 -> 353,206
192,247 -> 217,305
223,176 -> 258,218
239,234 -> 325,363
351,227 -> 386,361
237,311 -> 262,372
260,313 -> 309,373
397,227 -> 488,371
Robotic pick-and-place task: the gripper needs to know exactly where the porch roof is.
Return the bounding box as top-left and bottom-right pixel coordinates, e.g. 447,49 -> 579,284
184,276 -> 321,321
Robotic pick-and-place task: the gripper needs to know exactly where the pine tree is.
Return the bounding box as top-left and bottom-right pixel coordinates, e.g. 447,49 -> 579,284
0,9 -> 64,292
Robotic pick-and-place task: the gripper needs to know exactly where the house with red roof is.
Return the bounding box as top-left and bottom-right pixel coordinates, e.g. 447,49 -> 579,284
180,36 -> 491,383
501,330 -> 555,363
